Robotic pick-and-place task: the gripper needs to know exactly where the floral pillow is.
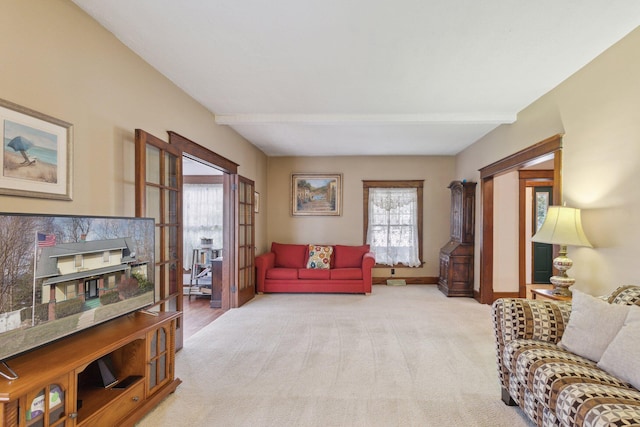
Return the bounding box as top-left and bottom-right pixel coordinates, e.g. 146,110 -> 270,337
306,245 -> 333,269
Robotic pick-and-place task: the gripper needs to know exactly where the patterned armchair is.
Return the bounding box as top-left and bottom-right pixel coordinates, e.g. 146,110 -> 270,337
492,286 -> 640,427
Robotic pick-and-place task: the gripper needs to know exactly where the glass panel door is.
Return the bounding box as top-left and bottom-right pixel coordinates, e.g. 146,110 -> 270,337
135,129 -> 183,349
235,176 -> 255,307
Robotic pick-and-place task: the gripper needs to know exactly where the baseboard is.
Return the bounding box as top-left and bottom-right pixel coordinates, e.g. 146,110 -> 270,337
493,291 -> 520,299
372,276 -> 438,285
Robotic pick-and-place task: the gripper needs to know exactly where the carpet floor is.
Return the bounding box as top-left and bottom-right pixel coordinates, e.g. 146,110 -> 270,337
136,285 -> 532,426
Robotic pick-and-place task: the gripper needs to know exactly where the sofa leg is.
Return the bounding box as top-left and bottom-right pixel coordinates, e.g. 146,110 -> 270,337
501,387 -> 516,406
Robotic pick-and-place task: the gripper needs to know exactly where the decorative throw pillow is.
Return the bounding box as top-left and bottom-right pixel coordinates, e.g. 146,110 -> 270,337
558,289 -> 631,362
306,245 -> 333,269
598,305 -> 640,389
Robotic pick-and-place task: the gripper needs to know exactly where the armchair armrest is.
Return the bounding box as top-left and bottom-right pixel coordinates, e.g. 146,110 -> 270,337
255,252 -> 275,293
361,252 -> 375,293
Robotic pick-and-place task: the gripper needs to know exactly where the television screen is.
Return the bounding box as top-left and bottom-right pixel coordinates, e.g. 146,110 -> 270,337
0,213 -> 155,362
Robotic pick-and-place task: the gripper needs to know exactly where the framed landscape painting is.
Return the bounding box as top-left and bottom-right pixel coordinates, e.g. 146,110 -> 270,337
0,98 -> 73,200
292,173 -> 342,216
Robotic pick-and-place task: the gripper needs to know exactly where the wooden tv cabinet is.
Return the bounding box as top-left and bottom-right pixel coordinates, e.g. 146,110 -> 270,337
0,311 -> 181,427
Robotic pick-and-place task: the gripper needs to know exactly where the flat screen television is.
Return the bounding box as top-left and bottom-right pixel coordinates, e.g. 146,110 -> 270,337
0,213 -> 155,367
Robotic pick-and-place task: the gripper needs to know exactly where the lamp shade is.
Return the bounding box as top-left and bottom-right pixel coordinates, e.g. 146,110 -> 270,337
531,206 -> 592,247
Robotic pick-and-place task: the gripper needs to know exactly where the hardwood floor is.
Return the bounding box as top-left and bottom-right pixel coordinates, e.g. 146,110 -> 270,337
182,295 -> 226,340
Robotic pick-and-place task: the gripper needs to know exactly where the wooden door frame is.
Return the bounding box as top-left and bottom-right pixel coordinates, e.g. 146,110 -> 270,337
518,171 -> 554,297
478,134 -> 563,304
168,131 -> 238,311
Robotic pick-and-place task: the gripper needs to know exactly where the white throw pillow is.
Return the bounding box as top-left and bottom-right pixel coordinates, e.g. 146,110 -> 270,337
598,305 -> 640,389
558,289 -> 631,362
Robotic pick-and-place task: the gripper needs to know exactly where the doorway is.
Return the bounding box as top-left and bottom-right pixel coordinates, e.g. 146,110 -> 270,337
478,134 -> 563,304
519,169 -> 554,298
85,279 -> 98,299
182,155 -> 224,310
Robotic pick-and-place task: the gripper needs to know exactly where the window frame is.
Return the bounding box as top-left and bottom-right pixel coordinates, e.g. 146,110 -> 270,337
362,180 -> 424,267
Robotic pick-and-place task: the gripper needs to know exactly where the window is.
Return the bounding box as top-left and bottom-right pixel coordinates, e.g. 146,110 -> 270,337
75,254 -> 83,269
183,183 -> 223,266
103,251 -> 110,263
363,180 -> 423,267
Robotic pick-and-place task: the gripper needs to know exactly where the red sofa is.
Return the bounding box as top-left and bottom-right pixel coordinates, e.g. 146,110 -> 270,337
255,242 -> 375,294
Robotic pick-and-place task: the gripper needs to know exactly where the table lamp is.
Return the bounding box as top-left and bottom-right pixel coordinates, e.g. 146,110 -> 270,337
531,206 -> 592,296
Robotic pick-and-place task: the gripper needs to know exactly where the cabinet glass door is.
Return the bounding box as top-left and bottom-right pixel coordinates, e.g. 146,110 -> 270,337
24,378 -> 69,427
147,324 -> 172,395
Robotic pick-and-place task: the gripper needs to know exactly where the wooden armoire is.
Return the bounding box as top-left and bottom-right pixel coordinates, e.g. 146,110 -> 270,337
438,180 -> 477,297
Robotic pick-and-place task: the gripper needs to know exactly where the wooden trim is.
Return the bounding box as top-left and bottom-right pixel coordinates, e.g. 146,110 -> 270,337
519,170 -> 554,180
479,134 -> 562,178
372,276 -> 438,285
478,135 -> 563,305
183,175 -> 224,184
362,180 -> 424,188
168,131 -> 239,174
492,291 -> 520,301
480,176 -> 494,304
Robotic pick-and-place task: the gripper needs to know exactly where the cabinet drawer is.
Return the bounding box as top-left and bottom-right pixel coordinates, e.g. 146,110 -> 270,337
79,381 -> 144,427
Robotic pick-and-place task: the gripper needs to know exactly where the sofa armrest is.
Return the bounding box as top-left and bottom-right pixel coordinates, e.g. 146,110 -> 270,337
493,297 -> 572,345
492,298 -> 572,391
361,252 -> 375,293
255,252 -> 275,292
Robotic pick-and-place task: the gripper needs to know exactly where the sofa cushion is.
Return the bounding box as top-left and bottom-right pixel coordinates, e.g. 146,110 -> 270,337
298,268 -> 331,280
330,268 -> 363,280
559,289 -> 630,362
598,305 -> 640,390
265,268 -> 298,280
306,245 -> 333,269
334,244 -> 370,268
271,242 -> 308,268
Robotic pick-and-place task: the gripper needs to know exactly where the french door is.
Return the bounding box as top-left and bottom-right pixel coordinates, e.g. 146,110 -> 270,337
135,129 -> 184,349
235,176 -> 255,307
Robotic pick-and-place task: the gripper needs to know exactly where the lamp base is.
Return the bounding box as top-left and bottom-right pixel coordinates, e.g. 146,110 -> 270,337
549,280 -> 573,297
549,250 -> 576,296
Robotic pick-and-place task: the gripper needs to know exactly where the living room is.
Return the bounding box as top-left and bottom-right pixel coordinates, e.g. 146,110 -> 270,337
2,1 -> 640,426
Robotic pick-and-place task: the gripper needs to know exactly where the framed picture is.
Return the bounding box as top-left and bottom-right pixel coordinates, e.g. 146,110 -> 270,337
0,98 -> 73,200
292,173 -> 342,216
254,191 -> 260,213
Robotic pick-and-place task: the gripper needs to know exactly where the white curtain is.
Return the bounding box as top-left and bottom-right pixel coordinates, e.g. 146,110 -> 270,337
366,188 -> 420,267
183,184 -> 223,268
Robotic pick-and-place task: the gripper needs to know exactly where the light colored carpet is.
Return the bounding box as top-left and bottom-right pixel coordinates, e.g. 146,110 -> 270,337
136,285 -> 532,426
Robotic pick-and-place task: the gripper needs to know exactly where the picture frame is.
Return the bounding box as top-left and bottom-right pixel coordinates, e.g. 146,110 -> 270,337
0,98 -> 73,200
254,191 -> 260,213
292,173 -> 342,216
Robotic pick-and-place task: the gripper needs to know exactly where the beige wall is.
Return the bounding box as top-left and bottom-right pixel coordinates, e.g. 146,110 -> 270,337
0,0 -> 268,250
266,156 -> 456,278
457,26 -> 640,296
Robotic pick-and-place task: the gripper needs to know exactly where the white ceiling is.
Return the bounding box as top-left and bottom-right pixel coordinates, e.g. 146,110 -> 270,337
72,0 -> 640,157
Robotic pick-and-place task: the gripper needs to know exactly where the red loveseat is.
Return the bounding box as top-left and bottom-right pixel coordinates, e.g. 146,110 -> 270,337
255,242 -> 375,294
